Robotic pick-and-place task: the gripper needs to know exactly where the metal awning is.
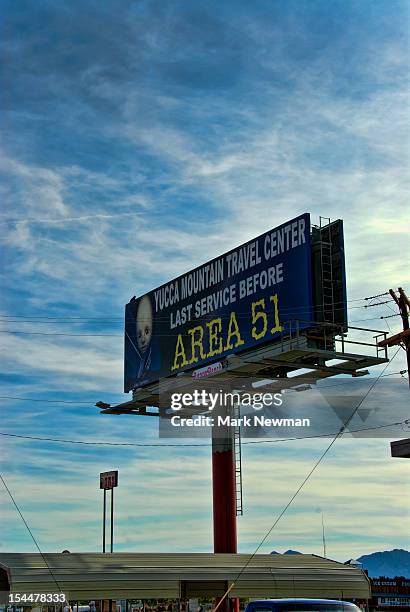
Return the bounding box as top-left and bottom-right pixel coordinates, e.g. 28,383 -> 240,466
0,552 -> 371,600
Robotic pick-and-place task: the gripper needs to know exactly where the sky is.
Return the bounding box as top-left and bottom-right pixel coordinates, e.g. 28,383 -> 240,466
0,0 -> 409,560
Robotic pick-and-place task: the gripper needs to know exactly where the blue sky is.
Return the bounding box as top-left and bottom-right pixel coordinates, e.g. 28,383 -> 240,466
0,0 -> 409,558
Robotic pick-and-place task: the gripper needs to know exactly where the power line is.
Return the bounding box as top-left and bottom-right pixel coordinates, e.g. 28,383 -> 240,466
0,311 -> 397,337
0,296 -> 372,321
365,292 -> 390,300
1,350 -> 403,597
243,421 -> 405,443
0,370 -> 407,406
364,300 -> 393,308
0,431 -> 208,447
0,395 -> 120,404
0,315 -> 129,320
368,296 -> 394,333
0,300 -> 358,320
350,314 -> 399,323
0,330 -> 121,336
0,303 -> 370,327
0,420 -> 404,448
0,299 -> 395,333
0,473 -> 63,593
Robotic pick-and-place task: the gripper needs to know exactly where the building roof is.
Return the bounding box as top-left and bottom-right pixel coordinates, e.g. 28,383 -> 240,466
391,438 -> 410,458
0,552 -> 371,600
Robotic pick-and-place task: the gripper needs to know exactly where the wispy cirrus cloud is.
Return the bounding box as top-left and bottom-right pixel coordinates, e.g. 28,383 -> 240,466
0,0 -> 409,556
1,436 -> 408,556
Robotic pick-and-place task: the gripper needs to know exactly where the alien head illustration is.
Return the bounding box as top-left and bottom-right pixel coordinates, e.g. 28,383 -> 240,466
136,295 -> 153,355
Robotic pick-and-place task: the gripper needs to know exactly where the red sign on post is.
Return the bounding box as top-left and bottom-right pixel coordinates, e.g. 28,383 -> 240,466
100,470 -> 118,490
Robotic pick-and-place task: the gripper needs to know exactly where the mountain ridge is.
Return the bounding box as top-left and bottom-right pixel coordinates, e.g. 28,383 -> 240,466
270,548 -> 409,577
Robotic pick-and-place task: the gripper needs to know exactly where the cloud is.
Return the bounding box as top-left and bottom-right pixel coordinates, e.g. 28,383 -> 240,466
1,435 -> 408,555
0,331 -> 122,390
0,0 -> 409,557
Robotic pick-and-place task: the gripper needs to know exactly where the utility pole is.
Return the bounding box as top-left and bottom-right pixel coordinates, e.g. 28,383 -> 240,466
377,288 -> 410,460
321,512 -> 327,559
389,287 -> 410,389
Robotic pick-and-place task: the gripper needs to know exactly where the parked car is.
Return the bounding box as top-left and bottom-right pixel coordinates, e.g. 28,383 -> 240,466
244,599 -> 362,612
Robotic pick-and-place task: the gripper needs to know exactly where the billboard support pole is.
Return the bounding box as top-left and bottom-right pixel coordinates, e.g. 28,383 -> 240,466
212,402 -> 239,612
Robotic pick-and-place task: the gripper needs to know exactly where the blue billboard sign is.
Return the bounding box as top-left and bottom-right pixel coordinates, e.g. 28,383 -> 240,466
124,213 -> 313,391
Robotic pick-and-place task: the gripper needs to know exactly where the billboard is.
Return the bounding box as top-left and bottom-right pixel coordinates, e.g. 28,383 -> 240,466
124,213 -> 313,391
100,470 -> 118,490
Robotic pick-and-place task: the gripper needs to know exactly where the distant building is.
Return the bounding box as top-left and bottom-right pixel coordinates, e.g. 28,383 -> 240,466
370,576 -> 410,611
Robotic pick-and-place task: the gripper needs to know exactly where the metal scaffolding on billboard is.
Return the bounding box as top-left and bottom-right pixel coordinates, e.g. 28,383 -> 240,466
97,320 -> 388,417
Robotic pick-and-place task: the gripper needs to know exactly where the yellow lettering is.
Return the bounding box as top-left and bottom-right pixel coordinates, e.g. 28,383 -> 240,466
206,318 -> 223,357
251,298 -> 268,340
172,334 -> 188,370
270,294 -> 283,334
188,325 -> 206,364
224,311 -> 244,350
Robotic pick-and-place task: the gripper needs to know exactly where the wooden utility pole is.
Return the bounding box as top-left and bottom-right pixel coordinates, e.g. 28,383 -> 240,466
377,288 -> 410,459
389,287 -> 410,389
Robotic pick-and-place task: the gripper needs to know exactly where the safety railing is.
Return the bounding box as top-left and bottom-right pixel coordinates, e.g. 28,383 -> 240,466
275,319 -> 388,359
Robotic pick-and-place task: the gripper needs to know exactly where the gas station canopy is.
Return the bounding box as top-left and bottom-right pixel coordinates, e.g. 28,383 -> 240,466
0,552 -> 371,600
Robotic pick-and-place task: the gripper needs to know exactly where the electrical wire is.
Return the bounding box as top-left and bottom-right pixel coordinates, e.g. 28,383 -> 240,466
0,330 -> 121,336
0,296 -> 372,322
364,300 -> 393,308
0,300 -> 358,322
213,348 -> 401,611
0,370 -> 406,406
0,306 -> 359,328
0,310 -> 399,337
0,299 -> 395,330
0,292 -> 397,339
368,297 -> 394,334
365,292 -> 390,300
0,395 -> 117,404
0,473 -> 63,594
1,346 -> 403,597
0,420 -> 405,448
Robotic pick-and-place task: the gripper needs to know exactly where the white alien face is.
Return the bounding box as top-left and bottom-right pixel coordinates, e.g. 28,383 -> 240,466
136,295 -> 153,354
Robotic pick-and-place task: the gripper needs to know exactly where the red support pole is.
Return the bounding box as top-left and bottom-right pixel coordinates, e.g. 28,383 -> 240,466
212,418 -> 240,612
212,432 -> 237,553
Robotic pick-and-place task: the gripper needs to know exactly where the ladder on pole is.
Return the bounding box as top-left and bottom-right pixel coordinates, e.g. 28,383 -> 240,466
233,403 -> 243,516
319,216 -> 335,326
